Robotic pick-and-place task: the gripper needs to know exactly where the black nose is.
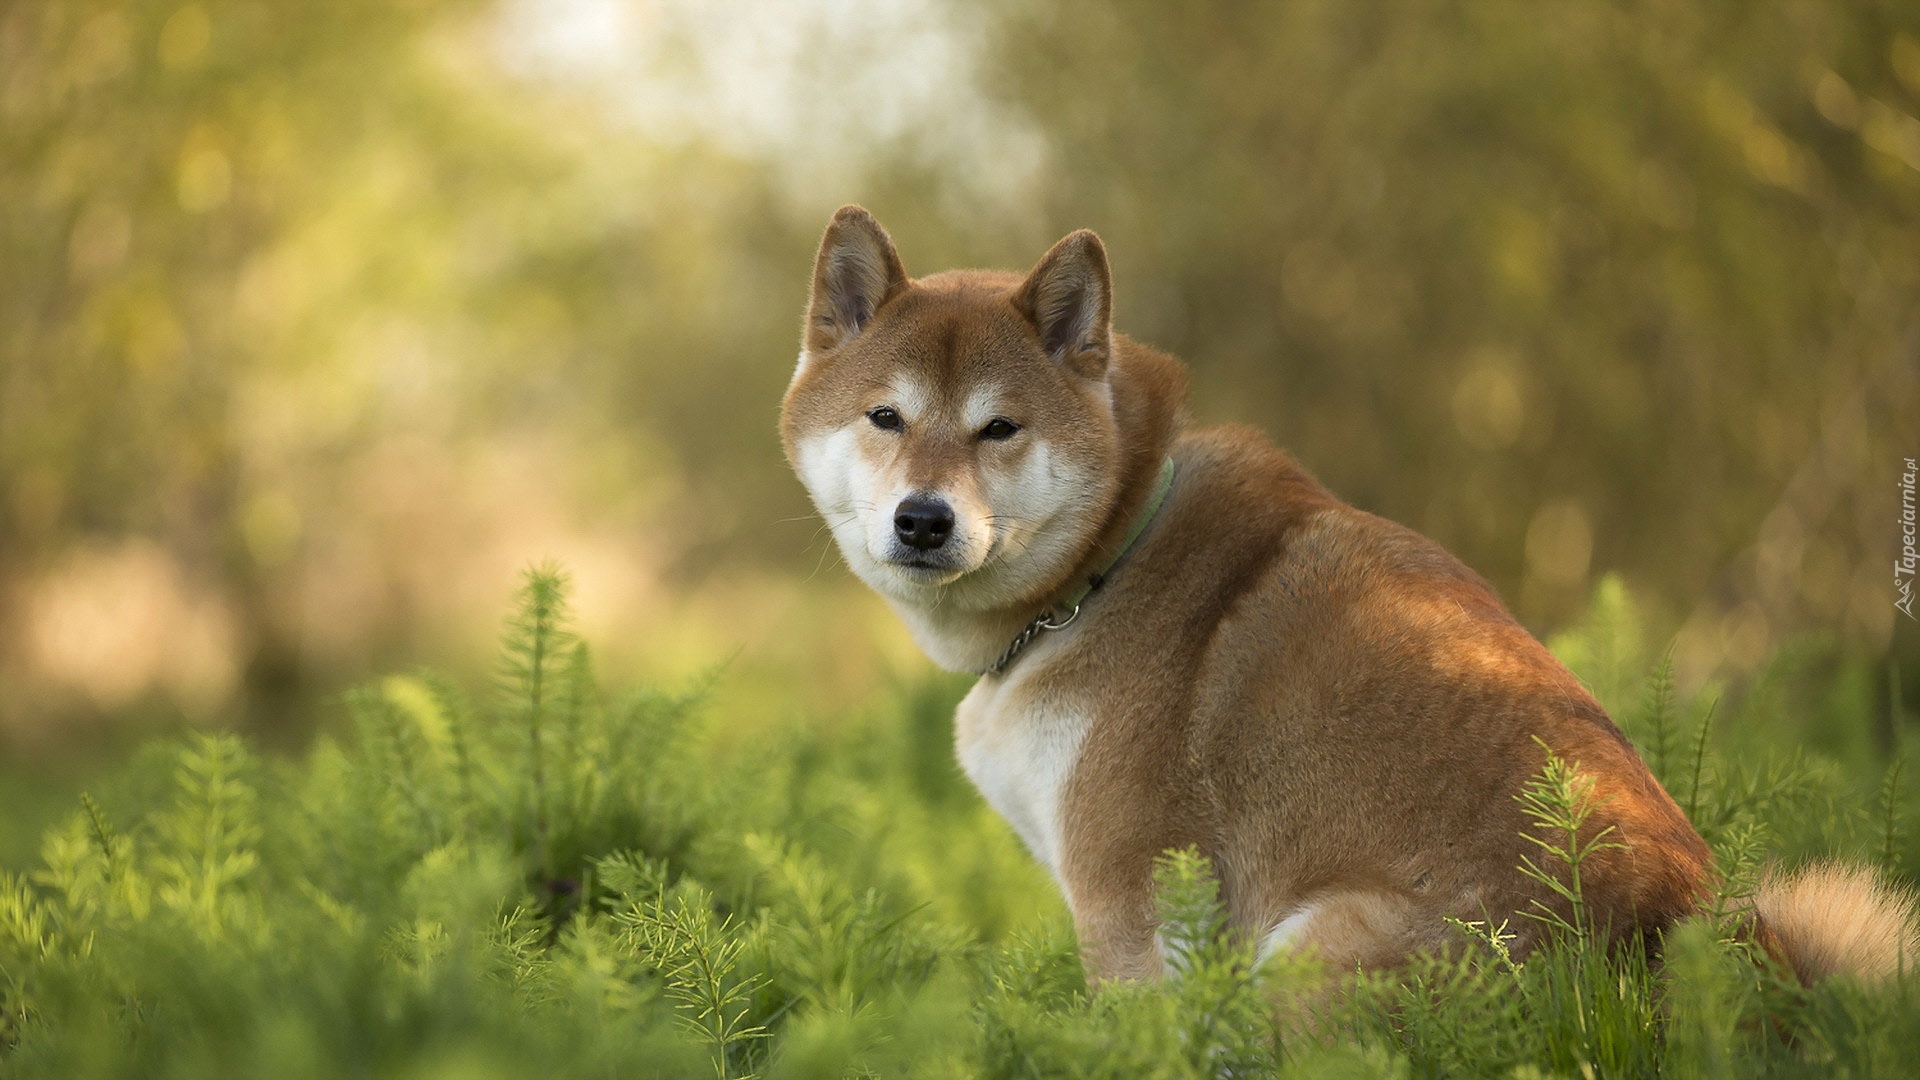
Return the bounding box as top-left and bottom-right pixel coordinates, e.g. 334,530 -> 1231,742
893,494 -> 954,551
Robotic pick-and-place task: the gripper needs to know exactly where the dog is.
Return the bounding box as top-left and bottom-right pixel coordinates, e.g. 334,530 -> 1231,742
780,205 -> 1915,985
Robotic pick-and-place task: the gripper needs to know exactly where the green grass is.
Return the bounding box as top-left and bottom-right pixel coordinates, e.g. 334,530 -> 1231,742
2,567 -> 1915,1078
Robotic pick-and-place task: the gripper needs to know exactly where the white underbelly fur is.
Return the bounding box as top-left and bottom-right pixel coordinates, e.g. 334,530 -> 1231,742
955,679 -> 1090,883
1256,905 -> 1320,964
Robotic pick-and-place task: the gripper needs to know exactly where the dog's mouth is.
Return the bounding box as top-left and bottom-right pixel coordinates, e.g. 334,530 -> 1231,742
869,517 -> 995,584
881,549 -> 972,582
883,525 -> 1010,579
887,554 -> 962,574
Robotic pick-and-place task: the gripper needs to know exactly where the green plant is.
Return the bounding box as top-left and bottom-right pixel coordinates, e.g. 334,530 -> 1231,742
0,570 -> 1914,1078
1513,741 -> 1630,941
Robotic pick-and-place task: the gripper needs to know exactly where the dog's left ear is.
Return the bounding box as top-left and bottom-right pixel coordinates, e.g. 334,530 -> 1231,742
1015,229 -> 1112,378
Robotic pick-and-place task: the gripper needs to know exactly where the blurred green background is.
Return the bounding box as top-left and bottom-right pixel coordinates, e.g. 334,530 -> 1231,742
2,0 -> 1917,777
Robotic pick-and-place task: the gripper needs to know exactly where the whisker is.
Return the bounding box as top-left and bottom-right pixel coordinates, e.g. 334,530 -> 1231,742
804,533 -> 845,583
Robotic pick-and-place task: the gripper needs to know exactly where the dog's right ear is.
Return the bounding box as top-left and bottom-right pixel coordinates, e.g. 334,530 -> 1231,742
805,205 -> 908,354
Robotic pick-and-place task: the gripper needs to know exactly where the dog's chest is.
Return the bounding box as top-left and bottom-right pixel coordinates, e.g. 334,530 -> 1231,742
954,674 -> 1091,881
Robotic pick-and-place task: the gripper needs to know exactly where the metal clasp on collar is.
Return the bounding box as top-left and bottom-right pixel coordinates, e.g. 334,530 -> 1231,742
985,601 -> 1081,678
982,454 -> 1178,679
1037,603 -> 1080,632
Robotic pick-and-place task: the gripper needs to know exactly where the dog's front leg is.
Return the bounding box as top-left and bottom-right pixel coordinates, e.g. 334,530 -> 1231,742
1068,885 -> 1164,982
1060,837 -> 1185,983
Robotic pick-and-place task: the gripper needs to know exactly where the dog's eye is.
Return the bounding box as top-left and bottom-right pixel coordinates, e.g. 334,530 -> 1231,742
867,407 -> 903,431
979,418 -> 1021,441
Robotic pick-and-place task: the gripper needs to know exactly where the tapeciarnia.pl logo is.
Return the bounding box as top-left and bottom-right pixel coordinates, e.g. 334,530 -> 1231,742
1899,456 -> 1917,620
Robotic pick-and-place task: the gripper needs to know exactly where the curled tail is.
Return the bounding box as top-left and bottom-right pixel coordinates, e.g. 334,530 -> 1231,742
1752,862 -> 1920,984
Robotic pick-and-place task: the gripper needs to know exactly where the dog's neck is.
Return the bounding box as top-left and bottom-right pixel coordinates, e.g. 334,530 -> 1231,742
888,338 -> 1186,674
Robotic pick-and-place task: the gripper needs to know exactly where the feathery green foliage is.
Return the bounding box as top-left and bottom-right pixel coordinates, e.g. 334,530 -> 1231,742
1881,753 -> 1907,876
1513,741 -> 1630,940
617,882 -> 769,1080
0,567 -> 1915,1077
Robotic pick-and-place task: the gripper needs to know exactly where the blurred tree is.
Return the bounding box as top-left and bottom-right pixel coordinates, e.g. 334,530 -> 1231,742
972,0 -> 1920,677
0,0 -> 760,731
2,0 -> 1915,745
5,0 -> 507,728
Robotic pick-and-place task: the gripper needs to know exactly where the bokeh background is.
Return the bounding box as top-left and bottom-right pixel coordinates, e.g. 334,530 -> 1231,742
3,0 -> 1917,781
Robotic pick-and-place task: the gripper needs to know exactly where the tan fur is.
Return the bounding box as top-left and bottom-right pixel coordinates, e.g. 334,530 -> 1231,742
1752,863 -> 1920,984
780,205 -> 1916,988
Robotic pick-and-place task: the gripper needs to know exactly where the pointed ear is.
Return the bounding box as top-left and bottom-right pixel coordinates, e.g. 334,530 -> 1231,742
805,205 -> 908,353
1014,229 -> 1112,377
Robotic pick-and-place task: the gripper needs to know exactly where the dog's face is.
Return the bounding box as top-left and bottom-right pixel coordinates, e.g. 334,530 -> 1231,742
781,207 -> 1125,613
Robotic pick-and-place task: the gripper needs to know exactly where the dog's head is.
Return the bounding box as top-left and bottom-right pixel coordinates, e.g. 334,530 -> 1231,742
780,206 -> 1127,613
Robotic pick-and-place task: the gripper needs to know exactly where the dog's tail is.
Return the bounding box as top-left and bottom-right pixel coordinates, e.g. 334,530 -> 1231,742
1751,862 -> 1919,984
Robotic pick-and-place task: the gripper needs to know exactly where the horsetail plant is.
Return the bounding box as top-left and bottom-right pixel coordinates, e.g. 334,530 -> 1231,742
0,569 -> 1914,1077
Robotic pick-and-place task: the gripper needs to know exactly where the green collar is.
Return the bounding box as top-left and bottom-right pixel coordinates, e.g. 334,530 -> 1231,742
983,456 -> 1177,678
